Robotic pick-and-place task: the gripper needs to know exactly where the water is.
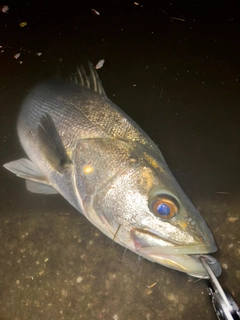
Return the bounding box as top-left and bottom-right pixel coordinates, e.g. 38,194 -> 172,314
0,1 -> 240,319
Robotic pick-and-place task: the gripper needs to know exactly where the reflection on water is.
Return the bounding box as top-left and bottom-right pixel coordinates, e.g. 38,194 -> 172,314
0,2 -> 239,319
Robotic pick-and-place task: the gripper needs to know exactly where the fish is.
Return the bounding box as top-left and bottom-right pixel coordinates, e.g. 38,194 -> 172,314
3,63 -> 221,278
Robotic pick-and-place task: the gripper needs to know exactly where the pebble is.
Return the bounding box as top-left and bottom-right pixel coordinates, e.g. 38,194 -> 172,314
76,276 -> 83,283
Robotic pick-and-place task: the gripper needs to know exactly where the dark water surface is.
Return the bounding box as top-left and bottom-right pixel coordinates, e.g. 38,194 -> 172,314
1,1 -> 240,319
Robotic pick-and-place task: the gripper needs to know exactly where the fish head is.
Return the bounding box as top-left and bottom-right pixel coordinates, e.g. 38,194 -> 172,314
116,151 -> 221,278
72,139 -> 221,278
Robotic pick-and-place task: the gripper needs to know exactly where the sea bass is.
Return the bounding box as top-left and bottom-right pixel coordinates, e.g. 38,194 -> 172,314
4,64 -> 221,278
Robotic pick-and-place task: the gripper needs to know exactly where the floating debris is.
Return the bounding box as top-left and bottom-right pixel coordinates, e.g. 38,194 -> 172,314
147,282 -> 157,289
95,59 -> 105,69
19,21 -> 27,27
14,53 -> 21,59
0,45 -> 43,61
1,5 -> 9,13
159,88 -> 163,98
215,191 -> 230,195
170,17 -> 185,22
91,8 -> 100,16
133,2 -> 143,7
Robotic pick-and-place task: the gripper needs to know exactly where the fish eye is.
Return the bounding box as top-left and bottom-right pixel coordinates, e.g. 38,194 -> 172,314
149,196 -> 178,219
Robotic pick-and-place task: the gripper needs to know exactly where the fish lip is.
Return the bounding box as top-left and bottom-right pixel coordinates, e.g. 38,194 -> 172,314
130,227 -> 217,255
153,253 -> 222,278
133,243 -> 217,256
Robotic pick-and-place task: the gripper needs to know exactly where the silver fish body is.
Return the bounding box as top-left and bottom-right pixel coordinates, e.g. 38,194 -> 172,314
4,64 -> 221,278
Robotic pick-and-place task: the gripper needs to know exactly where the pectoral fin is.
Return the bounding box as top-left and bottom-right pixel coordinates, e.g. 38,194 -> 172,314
38,113 -> 71,172
3,158 -> 58,194
3,158 -> 47,183
26,180 -> 58,194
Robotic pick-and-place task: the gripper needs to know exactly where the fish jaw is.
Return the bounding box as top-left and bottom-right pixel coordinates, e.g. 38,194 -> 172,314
143,252 -> 221,278
130,227 -> 221,278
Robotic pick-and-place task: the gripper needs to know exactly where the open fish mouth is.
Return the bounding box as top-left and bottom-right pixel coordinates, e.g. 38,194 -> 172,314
130,228 -> 222,278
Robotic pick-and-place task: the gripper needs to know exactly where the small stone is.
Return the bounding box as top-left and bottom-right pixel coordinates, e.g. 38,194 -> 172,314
62,289 -> 68,297
105,280 -> 111,289
80,253 -> 86,260
76,276 -> 83,283
166,293 -> 178,303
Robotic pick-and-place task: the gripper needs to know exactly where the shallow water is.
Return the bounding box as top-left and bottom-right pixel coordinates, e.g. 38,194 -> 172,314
1,1 -> 240,319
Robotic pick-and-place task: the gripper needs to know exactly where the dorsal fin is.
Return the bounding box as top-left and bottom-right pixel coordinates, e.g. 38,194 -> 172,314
70,62 -> 107,98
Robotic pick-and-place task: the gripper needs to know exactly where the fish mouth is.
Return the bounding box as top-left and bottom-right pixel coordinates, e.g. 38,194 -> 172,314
130,228 -> 222,278
145,252 -> 222,278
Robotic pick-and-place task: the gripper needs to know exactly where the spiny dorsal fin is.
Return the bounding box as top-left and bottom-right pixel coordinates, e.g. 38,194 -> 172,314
70,62 -> 107,98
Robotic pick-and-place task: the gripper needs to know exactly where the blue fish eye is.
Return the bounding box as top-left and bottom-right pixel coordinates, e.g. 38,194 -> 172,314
157,203 -> 171,216
150,196 -> 178,219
